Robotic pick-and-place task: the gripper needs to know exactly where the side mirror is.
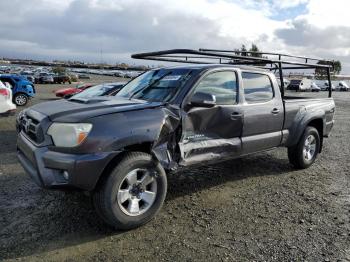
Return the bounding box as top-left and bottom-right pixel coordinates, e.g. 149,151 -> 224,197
190,92 -> 216,107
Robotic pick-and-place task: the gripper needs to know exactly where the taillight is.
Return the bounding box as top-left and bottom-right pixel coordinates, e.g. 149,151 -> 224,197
0,88 -> 10,98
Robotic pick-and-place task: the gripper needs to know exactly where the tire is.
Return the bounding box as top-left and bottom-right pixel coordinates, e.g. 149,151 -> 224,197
93,152 -> 167,230
288,126 -> 320,169
13,93 -> 29,106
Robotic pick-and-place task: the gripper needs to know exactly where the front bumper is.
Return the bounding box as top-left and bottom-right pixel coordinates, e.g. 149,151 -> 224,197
17,132 -> 119,191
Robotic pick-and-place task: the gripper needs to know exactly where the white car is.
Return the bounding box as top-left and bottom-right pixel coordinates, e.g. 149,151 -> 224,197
0,80 -> 16,116
337,81 -> 349,91
311,82 -> 321,92
321,82 -> 336,91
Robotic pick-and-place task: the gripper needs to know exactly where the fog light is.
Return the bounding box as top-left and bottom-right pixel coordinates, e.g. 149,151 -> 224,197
63,171 -> 69,180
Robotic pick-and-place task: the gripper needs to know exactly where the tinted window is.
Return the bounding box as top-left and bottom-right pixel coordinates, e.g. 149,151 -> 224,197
194,71 -> 237,105
242,72 -> 273,103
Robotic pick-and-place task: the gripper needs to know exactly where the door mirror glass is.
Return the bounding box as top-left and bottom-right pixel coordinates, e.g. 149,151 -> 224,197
190,92 -> 216,107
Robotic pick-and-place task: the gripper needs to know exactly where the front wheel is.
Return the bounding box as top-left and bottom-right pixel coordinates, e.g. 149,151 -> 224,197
93,152 -> 167,230
288,126 -> 320,169
14,93 -> 29,106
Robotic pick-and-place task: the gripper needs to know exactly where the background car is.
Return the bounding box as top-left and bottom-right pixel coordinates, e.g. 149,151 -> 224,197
70,82 -> 125,99
54,83 -> 94,98
0,74 -> 35,106
19,72 -> 35,83
53,74 -> 72,84
78,74 -> 91,79
337,81 -> 349,91
0,80 -> 16,116
310,82 -> 321,92
321,82 -> 336,91
36,75 -> 54,84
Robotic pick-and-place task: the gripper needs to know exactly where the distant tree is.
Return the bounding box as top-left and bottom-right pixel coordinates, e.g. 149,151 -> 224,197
119,63 -> 129,70
249,44 -> 263,58
233,48 -> 241,56
52,66 -> 66,75
315,60 -> 342,79
240,45 -> 248,56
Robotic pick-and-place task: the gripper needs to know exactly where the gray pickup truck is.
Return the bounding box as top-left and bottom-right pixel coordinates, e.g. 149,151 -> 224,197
16,49 -> 335,229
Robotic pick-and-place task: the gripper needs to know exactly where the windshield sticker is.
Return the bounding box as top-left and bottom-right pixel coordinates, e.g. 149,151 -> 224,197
161,75 -> 182,81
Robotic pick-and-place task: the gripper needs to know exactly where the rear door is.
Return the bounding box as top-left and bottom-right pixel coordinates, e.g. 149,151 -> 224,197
179,69 -> 243,166
240,72 -> 284,154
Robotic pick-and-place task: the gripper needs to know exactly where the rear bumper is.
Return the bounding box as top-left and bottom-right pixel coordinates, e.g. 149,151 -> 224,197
0,102 -> 16,116
17,132 -> 119,191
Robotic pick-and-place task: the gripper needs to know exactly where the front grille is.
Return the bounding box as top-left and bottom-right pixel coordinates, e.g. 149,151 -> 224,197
19,114 -> 45,144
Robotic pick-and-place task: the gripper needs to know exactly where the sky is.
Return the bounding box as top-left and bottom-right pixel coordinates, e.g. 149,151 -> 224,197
0,0 -> 349,73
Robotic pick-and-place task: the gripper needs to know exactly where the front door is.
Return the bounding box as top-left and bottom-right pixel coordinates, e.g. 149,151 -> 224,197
179,70 -> 243,166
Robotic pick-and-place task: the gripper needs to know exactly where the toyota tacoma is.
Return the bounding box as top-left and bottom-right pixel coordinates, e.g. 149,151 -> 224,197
17,49 -> 335,229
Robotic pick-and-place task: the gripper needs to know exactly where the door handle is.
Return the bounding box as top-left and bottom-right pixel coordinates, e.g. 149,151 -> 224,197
231,112 -> 243,120
271,108 -> 280,114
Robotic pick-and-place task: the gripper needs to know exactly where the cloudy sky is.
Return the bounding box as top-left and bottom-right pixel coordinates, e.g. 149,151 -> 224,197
0,0 -> 349,72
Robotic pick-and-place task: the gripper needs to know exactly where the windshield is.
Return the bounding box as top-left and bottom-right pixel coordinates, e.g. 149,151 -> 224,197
72,84 -> 116,99
117,68 -> 194,102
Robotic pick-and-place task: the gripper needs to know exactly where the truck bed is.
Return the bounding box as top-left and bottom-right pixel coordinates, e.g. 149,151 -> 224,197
282,96 -> 335,146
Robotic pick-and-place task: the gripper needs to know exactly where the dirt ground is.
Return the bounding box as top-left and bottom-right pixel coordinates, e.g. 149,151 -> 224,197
0,75 -> 349,261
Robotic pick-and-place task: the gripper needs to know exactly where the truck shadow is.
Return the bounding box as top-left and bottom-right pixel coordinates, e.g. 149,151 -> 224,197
0,152 -> 294,260
167,153 -> 293,201
0,130 -> 18,155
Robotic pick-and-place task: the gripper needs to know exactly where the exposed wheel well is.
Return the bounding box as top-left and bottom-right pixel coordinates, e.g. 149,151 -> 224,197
94,142 -> 154,191
307,118 -> 323,152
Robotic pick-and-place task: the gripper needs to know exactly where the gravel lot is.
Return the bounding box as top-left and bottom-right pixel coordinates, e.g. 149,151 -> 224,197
0,76 -> 349,261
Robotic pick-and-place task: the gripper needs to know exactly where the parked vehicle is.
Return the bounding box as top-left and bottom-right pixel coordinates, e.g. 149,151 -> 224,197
0,74 -> 35,106
20,72 -> 35,83
78,74 -> 91,79
310,82 -> 321,92
25,75 -> 35,83
321,82 -> 336,91
287,78 -> 312,91
16,49 -> 335,230
114,71 -> 125,77
36,75 -> 54,84
337,81 -> 349,91
54,74 -> 72,84
54,83 -> 94,98
0,80 -> 16,116
70,82 -> 125,99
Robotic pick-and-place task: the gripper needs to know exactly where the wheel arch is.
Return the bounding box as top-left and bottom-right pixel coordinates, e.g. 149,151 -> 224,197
93,142 -> 156,191
307,118 -> 324,152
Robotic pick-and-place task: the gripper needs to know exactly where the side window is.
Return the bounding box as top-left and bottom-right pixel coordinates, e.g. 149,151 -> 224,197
193,71 -> 237,105
242,72 -> 274,103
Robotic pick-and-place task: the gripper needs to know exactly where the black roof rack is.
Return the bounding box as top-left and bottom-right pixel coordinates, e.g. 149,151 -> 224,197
131,49 -> 333,97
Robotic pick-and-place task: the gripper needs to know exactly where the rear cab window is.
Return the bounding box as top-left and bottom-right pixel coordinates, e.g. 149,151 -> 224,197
242,72 -> 274,103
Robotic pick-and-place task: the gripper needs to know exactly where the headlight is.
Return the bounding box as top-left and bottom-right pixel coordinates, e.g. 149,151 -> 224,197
47,123 -> 92,147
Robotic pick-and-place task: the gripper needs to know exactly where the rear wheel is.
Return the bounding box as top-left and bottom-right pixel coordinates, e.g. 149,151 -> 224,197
93,152 -> 167,230
288,126 -> 320,169
14,93 -> 28,106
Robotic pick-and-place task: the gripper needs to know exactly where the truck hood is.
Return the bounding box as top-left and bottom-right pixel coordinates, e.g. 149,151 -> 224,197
29,96 -> 164,122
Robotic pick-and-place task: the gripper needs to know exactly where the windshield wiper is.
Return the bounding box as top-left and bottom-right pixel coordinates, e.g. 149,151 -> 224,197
128,72 -> 172,100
